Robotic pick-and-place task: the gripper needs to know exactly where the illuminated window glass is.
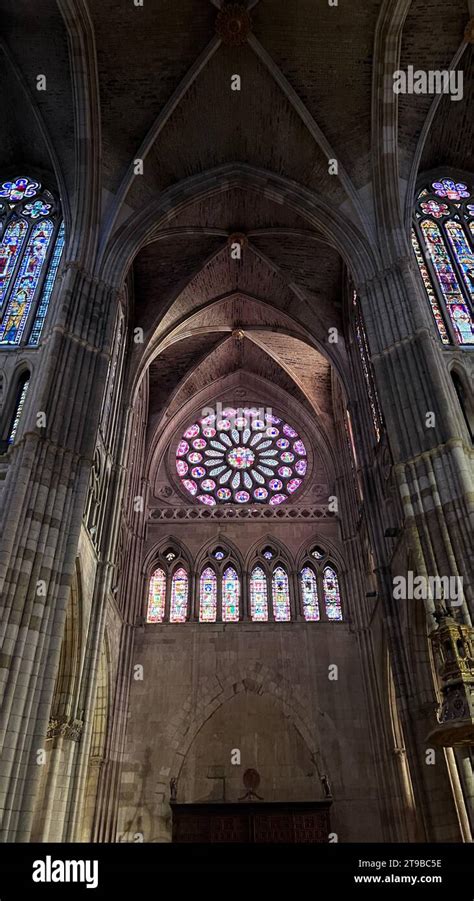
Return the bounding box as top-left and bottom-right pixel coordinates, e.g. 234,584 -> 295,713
199,566 -> 217,622
8,373 -> 29,444
28,222 -> 65,345
250,566 -> 268,622
0,220 -> 53,344
272,565 -> 291,621
352,292 -> 383,440
0,218 -> 28,304
222,566 -> 240,622
412,178 -> 474,345
0,176 -> 63,346
300,566 -> 320,621
170,567 -> 189,622
311,547 -> 325,560
176,407 -> 307,506
147,568 -> 166,623
323,565 -> 343,621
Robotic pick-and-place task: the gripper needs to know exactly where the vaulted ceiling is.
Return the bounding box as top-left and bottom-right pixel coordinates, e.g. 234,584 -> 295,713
1,0 -> 472,493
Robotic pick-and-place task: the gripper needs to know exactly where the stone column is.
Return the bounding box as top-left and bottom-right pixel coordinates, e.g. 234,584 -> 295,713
0,265 -> 117,841
356,256 -> 473,840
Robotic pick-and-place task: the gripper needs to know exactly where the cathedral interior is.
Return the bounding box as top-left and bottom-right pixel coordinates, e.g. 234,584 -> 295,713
0,0 -> 473,846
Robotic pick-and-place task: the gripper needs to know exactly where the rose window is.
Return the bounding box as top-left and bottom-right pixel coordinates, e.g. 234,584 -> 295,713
176,407 -> 308,505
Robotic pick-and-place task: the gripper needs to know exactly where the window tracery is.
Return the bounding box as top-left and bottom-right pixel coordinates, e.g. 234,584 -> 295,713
0,175 -> 64,346
146,543 -> 344,623
412,176 -> 474,346
176,406 -> 308,506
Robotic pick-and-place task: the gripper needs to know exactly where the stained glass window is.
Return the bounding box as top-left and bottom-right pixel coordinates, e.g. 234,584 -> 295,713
411,231 -> 449,344
170,567 -> 189,622
147,568 -> 166,623
323,566 -> 343,621
0,219 -> 28,306
176,406 -> 308,505
250,566 -> 268,621
199,567 -> 217,622
412,179 -> 474,345
311,547 -> 324,560
300,566 -> 320,621
352,292 -> 383,440
272,566 -> 291,621
0,175 -> 63,346
222,566 -> 240,621
8,374 -> 29,444
29,222 -> 65,345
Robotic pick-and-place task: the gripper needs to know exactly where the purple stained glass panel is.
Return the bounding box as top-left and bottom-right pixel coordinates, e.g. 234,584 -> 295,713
323,566 -> 343,621
420,219 -> 474,345
147,568 -> 166,623
300,566 -> 320,621
222,566 -> 240,622
177,408 -> 308,504
272,566 -> 291,621
199,567 -> 217,622
170,567 -> 188,622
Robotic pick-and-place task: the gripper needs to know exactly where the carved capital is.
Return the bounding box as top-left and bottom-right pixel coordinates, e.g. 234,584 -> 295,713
47,715 -> 84,743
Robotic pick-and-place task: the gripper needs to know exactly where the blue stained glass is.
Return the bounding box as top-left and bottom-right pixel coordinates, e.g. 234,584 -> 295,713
28,222 -> 65,345
23,200 -> 52,219
444,220 -> 474,301
0,218 -> 28,307
0,219 -> 53,344
411,230 -> 450,344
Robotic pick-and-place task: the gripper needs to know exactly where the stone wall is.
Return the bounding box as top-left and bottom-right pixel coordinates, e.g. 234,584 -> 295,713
118,620 -> 383,843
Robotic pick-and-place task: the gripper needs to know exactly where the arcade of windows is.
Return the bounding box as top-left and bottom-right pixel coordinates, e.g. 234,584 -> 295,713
146,544 -> 343,624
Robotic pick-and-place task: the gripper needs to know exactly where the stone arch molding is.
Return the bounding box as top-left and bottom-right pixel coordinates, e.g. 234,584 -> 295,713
102,163 -> 381,288
147,370 -> 334,496
159,661 -> 336,795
